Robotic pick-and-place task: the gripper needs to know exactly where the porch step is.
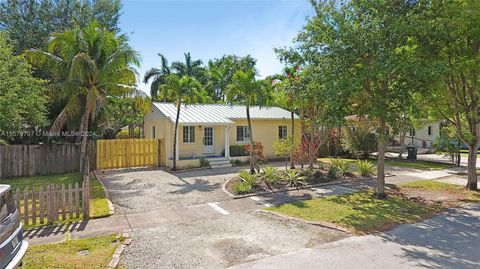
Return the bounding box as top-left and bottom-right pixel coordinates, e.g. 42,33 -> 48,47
208,158 -> 232,168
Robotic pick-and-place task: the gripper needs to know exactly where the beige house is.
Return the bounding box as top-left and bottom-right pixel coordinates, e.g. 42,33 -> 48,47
144,103 -> 300,169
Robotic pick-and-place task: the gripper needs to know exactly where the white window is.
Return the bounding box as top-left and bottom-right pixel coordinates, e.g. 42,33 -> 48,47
183,126 -> 195,143
409,128 -> 416,137
278,126 -> 288,139
151,126 -> 156,139
236,126 -> 251,142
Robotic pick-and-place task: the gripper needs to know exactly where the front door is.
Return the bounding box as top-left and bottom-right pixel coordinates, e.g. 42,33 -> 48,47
203,126 -> 215,154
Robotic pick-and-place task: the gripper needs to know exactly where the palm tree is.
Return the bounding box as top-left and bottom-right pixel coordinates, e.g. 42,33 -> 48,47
143,53 -> 171,99
171,52 -> 205,80
159,74 -> 210,170
25,20 -> 140,171
274,66 -> 300,169
226,70 -> 269,174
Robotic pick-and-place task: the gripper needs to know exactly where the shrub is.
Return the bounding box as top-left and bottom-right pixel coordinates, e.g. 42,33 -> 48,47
355,159 -> 376,176
116,127 -> 141,139
230,145 -> 248,156
233,181 -> 253,194
199,157 -> 210,167
273,139 -> 294,169
330,158 -> 354,177
257,166 -> 279,186
328,165 -> 339,178
230,159 -> 248,166
245,142 -> 267,164
341,118 -> 376,159
281,169 -> 308,189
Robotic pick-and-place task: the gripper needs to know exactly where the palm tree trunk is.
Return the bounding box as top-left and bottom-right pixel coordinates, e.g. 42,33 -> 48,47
79,106 -> 90,173
172,102 -> 181,171
246,105 -> 255,174
290,110 -> 295,169
376,116 -> 387,199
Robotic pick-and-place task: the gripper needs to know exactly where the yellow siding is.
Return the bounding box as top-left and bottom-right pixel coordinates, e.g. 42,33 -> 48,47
231,119 -> 301,158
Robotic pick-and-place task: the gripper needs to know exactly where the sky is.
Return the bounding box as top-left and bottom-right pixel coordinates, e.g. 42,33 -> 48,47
120,0 -> 314,95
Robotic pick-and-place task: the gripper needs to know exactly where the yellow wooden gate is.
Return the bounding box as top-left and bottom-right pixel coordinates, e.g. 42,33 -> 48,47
96,139 -> 163,170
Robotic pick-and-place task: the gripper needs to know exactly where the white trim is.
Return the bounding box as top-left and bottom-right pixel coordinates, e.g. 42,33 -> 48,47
203,126 -> 215,154
182,125 -> 196,144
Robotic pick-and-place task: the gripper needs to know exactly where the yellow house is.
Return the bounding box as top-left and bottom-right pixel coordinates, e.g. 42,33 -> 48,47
144,102 -> 300,169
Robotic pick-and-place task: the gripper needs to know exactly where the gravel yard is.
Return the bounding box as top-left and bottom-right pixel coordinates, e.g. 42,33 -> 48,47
121,211 -> 348,269
99,168 -> 237,214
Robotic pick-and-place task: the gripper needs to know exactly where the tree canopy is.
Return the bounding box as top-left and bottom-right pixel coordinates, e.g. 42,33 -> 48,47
0,33 -> 47,143
0,0 -> 122,54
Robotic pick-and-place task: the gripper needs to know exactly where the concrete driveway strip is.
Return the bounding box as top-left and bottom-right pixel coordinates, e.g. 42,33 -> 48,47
230,204 -> 480,269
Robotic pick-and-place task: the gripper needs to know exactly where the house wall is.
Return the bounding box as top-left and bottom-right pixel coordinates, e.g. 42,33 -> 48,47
403,121 -> 442,148
230,119 -> 302,158
144,107 -> 302,166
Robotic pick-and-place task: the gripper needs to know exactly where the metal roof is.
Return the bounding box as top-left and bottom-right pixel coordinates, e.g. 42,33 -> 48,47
152,102 -> 298,125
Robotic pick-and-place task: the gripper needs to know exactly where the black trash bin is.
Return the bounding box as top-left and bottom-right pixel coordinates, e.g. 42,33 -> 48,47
407,146 -> 417,160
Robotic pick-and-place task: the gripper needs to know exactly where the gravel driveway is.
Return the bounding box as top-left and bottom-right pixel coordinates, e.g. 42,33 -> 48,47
121,212 -> 348,269
99,167 -> 240,214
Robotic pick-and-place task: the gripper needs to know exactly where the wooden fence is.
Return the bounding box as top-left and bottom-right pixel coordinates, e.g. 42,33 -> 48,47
0,143 -> 95,179
14,180 -> 90,226
96,139 -> 163,170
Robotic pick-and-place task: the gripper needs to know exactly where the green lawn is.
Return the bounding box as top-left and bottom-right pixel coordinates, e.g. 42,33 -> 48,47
266,189 -> 440,234
23,234 -> 121,269
1,173 -> 83,190
401,180 -> 480,202
0,173 -> 110,225
317,157 -> 453,170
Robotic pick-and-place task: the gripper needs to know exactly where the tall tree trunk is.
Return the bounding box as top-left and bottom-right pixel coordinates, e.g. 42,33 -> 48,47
246,105 -> 255,174
172,102 -> 181,171
290,110 -> 295,169
79,107 -> 90,173
398,128 -> 406,159
466,143 -> 478,190
376,116 -> 387,199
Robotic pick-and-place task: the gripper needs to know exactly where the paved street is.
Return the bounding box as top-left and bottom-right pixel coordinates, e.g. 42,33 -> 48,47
232,203 -> 480,269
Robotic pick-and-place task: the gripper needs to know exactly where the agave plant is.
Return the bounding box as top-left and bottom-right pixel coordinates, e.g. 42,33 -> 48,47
238,169 -> 257,185
355,159 -> 376,176
257,166 -> 279,187
330,159 -> 354,177
282,169 -> 308,189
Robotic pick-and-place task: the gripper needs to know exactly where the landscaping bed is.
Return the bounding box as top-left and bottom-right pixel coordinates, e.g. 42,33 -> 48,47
318,157 -> 455,170
265,180 -> 480,234
23,234 -> 122,269
225,159 -> 375,197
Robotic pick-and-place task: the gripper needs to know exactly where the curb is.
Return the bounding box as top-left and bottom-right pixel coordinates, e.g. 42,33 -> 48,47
222,176 -> 374,199
94,170 -> 115,215
108,233 -> 132,269
255,209 -> 352,234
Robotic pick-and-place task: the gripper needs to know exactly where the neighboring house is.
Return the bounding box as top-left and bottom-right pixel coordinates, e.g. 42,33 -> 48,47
144,103 -> 300,168
404,120 -> 443,148
345,115 -> 442,149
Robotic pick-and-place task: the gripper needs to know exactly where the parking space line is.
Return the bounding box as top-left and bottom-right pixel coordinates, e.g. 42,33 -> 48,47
207,202 -> 230,215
